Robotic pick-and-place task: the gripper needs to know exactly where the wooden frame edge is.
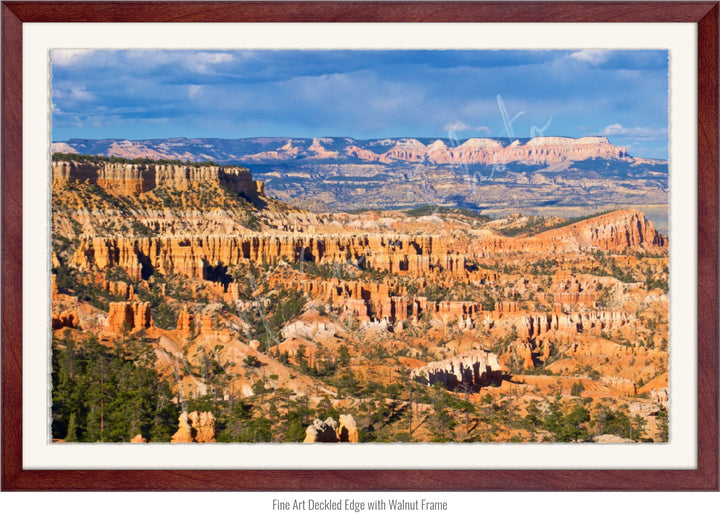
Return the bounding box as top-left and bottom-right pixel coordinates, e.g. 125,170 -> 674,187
1,1 -> 717,491
2,1 -> 719,23
1,1 -> 24,491
695,1 -> 720,493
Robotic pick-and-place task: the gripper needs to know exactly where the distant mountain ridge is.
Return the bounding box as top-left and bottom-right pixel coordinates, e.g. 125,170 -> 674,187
52,136 -> 665,167
52,136 -> 669,229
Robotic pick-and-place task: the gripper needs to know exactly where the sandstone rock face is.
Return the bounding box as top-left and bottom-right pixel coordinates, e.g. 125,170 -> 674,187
512,311 -> 633,341
170,411 -> 216,443
289,277 -> 484,326
472,210 -> 667,255
601,376 -> 637,396
53,136 -> 630,167
52,309 -> 79,330
346,136 -> 626,166
176,307 -> 194,337
495,301 -> 520,314
593,434 -> 635,444
106,301 -> 153,333
303,415 -> 359,443
71,233 -> 466,280
52,160 -> 264,198
534,209 -> 666,251
304,417 -> 340,443
170,412 -> 195,443
70,211 -> 663,294
514,342 -> 536,371
411,350 -> 502,390
651,387 -> 669,409
130,434 -> 147,443
338,414 -> 359,443
191,411 -> 216,443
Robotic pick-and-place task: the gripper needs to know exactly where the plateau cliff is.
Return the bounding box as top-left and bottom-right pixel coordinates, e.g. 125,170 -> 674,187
347,136 -> 627,166
53,136 -> 629,167
52,160 -> 265,197
51,138 -> 667,222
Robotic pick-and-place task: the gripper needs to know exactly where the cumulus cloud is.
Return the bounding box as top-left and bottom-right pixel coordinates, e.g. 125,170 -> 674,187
185,52 -> 234,73
570,50 -> 611,65
49,49 -> 668,146
598,123 -> 667,138
53,83 -> 95,101
187,85 -> 204,99
444,121 -> 472,132
51,49 -> 96,66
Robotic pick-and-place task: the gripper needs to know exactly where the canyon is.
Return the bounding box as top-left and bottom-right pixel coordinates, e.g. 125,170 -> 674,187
51,154 -> 670,444
52,137 -> 669,231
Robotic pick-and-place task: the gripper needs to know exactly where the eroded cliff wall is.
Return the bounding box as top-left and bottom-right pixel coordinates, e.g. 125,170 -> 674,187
346,136 -> 627,166
70,233 -> 466,280
52,160 -> 264,197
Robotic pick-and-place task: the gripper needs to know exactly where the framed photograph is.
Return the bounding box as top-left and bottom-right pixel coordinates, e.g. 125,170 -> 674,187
2,1 -> 717,491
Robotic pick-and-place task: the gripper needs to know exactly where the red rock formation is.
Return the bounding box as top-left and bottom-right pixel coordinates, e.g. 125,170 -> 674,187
338,414 -> 359,443
411,350 -> 502,390
107,301 -> 153,333
496,301 -> 520,313
70,212 -> 662,284
170,411 -> 216,443
347,136 -> 626,166
52,309 -> 79,330
510,310 -> 634,341
108,281 -> 133,299
176,307 -> 194,337
286,276 -> 485,326
602,377 -> 637,397
71,233 -> 467,280
198,315 -> 215,337
53,136 -> 632,167
472,210 -> 666,255
513,342 -> 536,371
303,415 -> 359,443
534,209 -> 666,251
651,387 -> 669,409
52,160 -> 264,198
304,417 -> 341,443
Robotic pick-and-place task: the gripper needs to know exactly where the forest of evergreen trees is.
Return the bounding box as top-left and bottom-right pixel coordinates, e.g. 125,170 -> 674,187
52,152 -> 226,167
52,331 -> 178,442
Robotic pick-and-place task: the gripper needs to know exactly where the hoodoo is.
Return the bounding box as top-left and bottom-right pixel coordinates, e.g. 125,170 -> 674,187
51,154 -> 669,445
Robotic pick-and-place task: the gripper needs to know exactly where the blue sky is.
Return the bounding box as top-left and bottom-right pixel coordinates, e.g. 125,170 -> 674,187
51,49 -> 669,158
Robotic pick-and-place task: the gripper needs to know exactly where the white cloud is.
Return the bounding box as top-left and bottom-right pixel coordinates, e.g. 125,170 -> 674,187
51,49 -> 96,66
570,50 -> 611,65
70,86 -> 94,101
119,50 -> 235,74
598,123 -> 667,138
188,85 -> 204,99
53,84 -> 95,101
186,52 -> 234,73
475,126 -> 492,134
444,121 -> 472,132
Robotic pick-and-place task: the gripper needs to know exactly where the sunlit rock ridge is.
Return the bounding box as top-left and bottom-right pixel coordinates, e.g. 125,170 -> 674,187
53,135 -> 636,166
52,160 -> 265,197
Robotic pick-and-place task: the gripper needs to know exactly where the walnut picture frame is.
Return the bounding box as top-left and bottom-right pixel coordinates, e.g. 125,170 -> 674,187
1,1 -> 717,491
